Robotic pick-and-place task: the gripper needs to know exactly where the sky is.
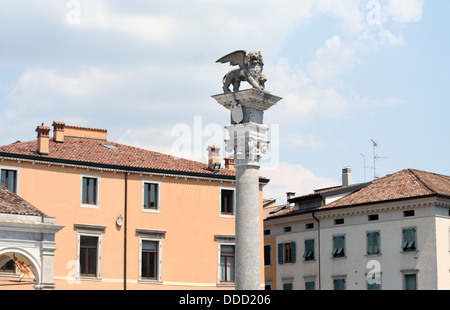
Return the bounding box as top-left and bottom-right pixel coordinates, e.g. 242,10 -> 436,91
0,0 -> 449,204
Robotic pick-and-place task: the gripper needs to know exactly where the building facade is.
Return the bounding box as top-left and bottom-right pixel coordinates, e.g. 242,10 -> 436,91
0,183 -> 63,289
264,168 -> 450,290
0,121 -> 268,289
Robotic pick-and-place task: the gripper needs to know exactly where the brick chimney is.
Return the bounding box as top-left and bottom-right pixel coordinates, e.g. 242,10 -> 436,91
52,121 -> 66,143
207,146 -> 221,171
224,156 -> 235,171
36,125 -> 51,155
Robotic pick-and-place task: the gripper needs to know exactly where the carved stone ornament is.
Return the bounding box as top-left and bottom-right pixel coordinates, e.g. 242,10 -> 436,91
229,100 -> 244,123
225,123 -> 270,165
216,50 -> 267,93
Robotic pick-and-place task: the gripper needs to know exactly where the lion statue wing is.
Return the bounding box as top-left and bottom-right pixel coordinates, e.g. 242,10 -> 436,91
216,50 -> 247,69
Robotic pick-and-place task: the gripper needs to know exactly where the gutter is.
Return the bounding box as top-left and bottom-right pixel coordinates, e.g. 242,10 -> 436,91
312,210 -> 321,290
124,172 -> 128,290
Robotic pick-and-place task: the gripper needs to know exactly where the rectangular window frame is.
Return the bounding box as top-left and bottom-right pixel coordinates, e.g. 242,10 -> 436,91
303,239 -> 315,262
402,227 -> 417,252
141,180 -> 162,213
367,231 -> 381,255
278,241 -> 296,264
332,235 -> 346,258
215,235 -> 235,286
333,278 -> 346,290
80,174 -> 100,208
75,225 -> 105,280
137,229 -> 165,284
305,280 -> 315,290
0,166 -> 20,195
264,244 -> 271,267
219,187 -> 235,218
403,273 -> 418,290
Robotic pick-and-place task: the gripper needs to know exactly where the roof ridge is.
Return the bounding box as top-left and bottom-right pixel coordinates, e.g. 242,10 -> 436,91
407,169 -> 436,194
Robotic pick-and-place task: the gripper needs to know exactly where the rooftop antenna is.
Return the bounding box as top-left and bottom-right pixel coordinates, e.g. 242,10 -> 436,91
360,154 -> 367,182
371,139 -> 387,179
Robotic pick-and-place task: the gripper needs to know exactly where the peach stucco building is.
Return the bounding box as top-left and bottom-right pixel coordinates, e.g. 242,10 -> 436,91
0,121 -> 268,289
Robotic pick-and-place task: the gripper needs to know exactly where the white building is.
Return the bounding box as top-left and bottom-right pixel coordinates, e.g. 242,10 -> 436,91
264,168 -> 450,290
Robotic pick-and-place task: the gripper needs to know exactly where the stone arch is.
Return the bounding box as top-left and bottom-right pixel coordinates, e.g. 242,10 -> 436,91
0,248 -> 41,288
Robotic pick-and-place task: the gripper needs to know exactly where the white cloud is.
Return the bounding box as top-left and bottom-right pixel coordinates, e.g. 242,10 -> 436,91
383,0 -> 425,24
261,162 -> 337,204
281,133 -> 325,150
80,2 -> 175,43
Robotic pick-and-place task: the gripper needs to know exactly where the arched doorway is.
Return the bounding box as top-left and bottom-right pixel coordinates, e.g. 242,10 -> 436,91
0,249 -> 40,289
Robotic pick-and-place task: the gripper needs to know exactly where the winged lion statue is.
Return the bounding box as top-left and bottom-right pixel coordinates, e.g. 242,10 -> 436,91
216,50 -> 267,93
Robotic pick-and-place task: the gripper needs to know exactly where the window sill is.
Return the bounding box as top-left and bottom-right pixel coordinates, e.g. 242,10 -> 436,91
217,282 -> 235,287
79,276 -> 102,282
80,203 -> 100,209
141,208 -> 161,214
138,279 -> 163,285
219,214 -> 235,219
331,256 -> 347,260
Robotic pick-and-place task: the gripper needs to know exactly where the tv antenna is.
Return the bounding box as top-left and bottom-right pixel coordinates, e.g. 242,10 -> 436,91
362,139 -> 387,180
371,139 -> 387,179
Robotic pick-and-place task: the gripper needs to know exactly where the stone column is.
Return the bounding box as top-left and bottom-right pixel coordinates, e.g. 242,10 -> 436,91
212,89 -> 281,290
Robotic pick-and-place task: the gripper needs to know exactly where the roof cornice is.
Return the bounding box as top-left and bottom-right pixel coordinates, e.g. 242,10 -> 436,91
0,152 -> 269,184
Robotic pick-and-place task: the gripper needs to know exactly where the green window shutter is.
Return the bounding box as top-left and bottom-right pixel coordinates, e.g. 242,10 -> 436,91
278,243 -> 284,264
368,232 -> 380,255
305,281 -> 315,290
304,239 -> 314,260
334,279 -> 345,290
283,283 -> 293,290
333,235 -> 345,257
291,242 -> 296,263
405,274 -> 417,290
402,228 -> 416,251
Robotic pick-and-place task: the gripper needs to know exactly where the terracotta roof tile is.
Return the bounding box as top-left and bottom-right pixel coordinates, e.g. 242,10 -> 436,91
322,169 -> 450,209
0,137 -> 238,178
0,185 -> 47,216
265,169 -> 450,221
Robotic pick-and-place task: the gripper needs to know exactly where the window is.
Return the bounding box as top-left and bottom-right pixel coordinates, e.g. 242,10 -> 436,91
367,231 -> 380,255
264,229 -> 271,235
334,218 -> 344,225
143,182 -> 159,210
333,278 -> 346,290
278,242 -> 296,264
284,226 -> 291,233
283,282 -> 293,290
403,210 -> 415,217
141,241 -> 158,280
404,274 -> 417,290
79,236 -> 99,277
368,214 -> 379,221
0,259 -> 15,273
264,245 -> 271,266
332,235 -> 345,258
305,223 -> 314,229
367,281 -> 381,290
1,169 -> 17,193
402,228 -> 416,252
137,229 -> 165,283
75,224 -> 105,279
82,176 -> 98,205
305,281 -> 315,290
220,245 -> 235,282
303,239 -> 315,261
221,189 -> 234,215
